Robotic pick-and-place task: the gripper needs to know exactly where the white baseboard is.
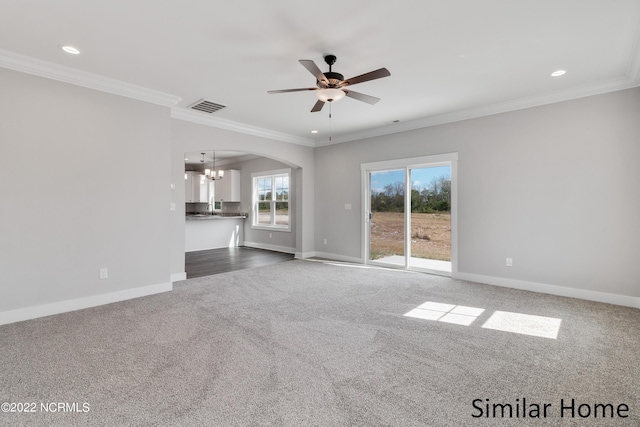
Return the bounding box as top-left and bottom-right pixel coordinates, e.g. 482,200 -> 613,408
0,282 -> 173,326
295,251 -> 315,259
171,272 -> 187,282
292,254 -> 639,309
308,251 -> 364,264
455,272 -> 640,309
243,241 -> 295,254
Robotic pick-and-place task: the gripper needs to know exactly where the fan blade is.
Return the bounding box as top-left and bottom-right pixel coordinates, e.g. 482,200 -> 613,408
343,90 -> 380,105
268,88 -> 318,94
299,60 -> 329,85
342,68 -> 390,86
311,99 -> 325,112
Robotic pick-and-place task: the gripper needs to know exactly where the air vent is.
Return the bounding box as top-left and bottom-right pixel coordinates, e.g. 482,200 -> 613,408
188,99 -> 226,114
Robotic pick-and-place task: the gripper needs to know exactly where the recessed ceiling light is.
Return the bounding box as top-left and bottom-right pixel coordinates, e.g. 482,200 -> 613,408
60,45 -> 81,55
311,130 -> 318,134
551,70 -> 566,77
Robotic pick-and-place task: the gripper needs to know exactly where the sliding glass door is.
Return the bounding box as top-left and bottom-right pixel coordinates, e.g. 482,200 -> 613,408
408,166 -> 452,274
368,169 -> 406,267
363,154 -> 456,276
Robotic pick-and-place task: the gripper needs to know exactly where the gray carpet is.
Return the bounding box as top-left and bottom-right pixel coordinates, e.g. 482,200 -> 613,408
1,260 -> 638,426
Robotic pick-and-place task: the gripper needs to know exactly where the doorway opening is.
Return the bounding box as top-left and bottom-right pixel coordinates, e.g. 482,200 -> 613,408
181,150 -> 299,279
362,153 -> 457,276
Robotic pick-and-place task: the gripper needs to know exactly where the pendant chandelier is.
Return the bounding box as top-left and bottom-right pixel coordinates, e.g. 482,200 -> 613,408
201,152 -> 224,181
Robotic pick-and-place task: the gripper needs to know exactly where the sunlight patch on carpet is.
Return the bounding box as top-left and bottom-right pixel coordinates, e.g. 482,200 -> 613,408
404,302 -> 562,338
404,301 -> 484,326
481,311 -> 562,339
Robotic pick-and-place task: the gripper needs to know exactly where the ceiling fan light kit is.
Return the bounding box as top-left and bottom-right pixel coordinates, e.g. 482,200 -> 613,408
316,88 -> 345,103
268,54 -> 390,112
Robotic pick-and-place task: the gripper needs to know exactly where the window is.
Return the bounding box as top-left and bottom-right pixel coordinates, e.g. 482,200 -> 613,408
252,169 -> 291,231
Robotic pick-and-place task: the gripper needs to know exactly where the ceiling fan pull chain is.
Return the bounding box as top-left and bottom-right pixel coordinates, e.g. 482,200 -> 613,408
329,103 -> 333,142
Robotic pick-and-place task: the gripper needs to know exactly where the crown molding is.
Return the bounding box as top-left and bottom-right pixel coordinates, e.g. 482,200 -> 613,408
2,43 -> 638,148
0,49 -> 181,107
171,108 -> 315,147
322,24 -> 640,146
321,74 -> 640,147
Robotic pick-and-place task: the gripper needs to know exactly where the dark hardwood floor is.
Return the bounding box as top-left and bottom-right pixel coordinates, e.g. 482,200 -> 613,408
185,246 -> 295,279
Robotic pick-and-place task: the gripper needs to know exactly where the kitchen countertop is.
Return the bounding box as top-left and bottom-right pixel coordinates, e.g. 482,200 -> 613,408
186,214 -> 247,221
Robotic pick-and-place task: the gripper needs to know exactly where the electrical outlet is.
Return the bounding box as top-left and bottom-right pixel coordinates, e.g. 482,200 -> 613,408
170,202 -> 176,211
506,257 -> 513,267
324,238 -> 327,245
269,233 -> 272,238
99,268 -> 108,279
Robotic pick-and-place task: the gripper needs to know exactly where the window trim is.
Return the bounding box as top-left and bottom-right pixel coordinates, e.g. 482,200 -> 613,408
251,168 -> 292,232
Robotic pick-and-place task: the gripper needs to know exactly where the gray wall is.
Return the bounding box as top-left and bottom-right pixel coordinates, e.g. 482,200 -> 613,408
229,156 -> 297,252
1,64 -> 637,319
0,68 -> 172,312
315,88 -> 640,298
202,155 -> 297,251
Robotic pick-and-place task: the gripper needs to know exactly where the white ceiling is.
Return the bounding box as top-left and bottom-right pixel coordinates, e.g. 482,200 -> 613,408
1,1 -> 639,147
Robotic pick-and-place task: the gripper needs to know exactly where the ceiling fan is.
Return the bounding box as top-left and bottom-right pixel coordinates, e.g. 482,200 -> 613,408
268,55 -> 390,112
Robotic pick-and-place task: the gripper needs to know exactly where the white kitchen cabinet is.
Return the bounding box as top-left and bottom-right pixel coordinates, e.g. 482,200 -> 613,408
214,170 -> 241,202
184,171 -> 210,203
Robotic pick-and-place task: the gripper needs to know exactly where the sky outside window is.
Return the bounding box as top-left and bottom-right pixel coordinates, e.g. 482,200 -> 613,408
371,166 -> 450,193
